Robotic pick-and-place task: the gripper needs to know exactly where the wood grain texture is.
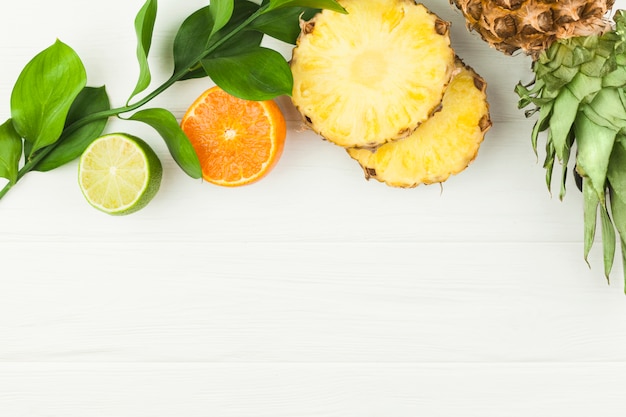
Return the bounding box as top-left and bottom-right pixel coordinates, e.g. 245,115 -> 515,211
1,0 -> 626,416
1,363 -> 625,417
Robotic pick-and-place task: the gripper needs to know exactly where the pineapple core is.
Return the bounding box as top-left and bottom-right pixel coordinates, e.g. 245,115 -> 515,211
351,50 -> 387,86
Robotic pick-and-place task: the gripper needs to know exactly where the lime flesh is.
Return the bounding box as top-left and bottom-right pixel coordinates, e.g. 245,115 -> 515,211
78,133 -> 162,215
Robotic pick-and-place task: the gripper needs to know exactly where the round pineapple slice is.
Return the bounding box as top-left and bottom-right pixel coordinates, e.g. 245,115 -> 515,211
290,0 -> 455,148
347,60 -> 492,187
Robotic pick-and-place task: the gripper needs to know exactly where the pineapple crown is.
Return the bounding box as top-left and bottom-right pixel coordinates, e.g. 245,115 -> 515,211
516,10 -> 626,286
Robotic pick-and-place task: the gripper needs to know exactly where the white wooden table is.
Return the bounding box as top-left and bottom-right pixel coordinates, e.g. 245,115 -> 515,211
2,1 -> 626,415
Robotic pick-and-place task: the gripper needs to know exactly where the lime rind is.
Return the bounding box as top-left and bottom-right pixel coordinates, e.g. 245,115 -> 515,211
78,133 -> 162,216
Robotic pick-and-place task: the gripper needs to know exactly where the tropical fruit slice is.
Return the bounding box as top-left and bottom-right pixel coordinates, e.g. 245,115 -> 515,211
78,133 -> 162,215
290,0 -> 456,148
347,61 -> 491,187
181,86 -> 286,187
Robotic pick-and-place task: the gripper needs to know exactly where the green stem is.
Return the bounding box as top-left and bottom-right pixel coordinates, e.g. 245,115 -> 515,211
0,4 -> 267,202
0,147 -> 48,200
0,181 -> 12,200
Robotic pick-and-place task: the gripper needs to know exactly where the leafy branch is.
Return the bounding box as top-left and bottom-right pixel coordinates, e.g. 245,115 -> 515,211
0,0 -> 346,201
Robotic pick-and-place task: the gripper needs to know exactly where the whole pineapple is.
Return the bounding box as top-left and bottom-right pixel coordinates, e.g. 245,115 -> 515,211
515,15 -> 626,282
452,0 -> 615,55
454,0 -> 626,287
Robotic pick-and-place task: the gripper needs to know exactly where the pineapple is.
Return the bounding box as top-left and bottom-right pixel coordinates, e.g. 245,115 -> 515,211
348,60 -> 491,188
290,0 -> 492,188
451,0 -> 615,56
290,0 -> 456,148
453,0 -> 626,286
515,16 -> 626,282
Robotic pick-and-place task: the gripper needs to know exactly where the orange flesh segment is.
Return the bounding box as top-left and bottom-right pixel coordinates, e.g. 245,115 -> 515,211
181,87 -> 286,186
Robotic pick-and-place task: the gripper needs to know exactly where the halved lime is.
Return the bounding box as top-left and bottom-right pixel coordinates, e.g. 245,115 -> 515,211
78,133 -> 162,215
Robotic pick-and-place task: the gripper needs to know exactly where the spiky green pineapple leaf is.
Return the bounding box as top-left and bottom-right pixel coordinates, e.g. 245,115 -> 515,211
544,138 -> 556,193
515,80 -> 543,110
605,139 -> 626,289
601,204 -> 617,280
567,41 -> 595,66
560,130 -> 575,200
549,88 -> 578,163
582,171 -> 615,282
608,137 -> 626,202
531,100 -> 554,155
580,53 -> 610,78
603,66 -> 626,87
583,177 -> 600,266
609,187 -> 626,291
575,112 -> 618,204
582,88 -> 626,131
551,65 -> 579,85
568,72 -> 602,102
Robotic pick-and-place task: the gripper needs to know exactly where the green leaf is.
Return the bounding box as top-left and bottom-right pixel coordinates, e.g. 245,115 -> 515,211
207,1 -> 265,60
515,80 -> 539,109
543,139 -> 556,192
583,178 -> 616,281
172,1 -> 260,81
34,86 -> 111,172
607,139 -> 626,285
0,119 -> 23,184
608,187 -> 626,290
560,130 -> 576,200
10,40 -> 87,157
173,6 -> 214,80
601,66 -> 626,87
608,138 -> 626,203
264,0 -> 346,14
548,88 -> 579,163
531,100 -> 553,154
580,53 -> 610,79
210,0 -> 235,38
202,47 -> 293,100
129,108 -> 201,179
582,88 -> 626,131
129,0 -> 158,102
250,6 -> 308,44
210,0 -> 262,43
551,65 -> 579,85
600,204 -> 616,280
585,155 -> 618,281
583,177 -> 600,266
567,72 -> 602,103
575,112 -> 618,204
210,29 -> 265,59
620,241 -> 626,293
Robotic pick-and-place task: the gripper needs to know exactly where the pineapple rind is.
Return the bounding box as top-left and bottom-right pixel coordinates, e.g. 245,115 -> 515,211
291,0 -> 455,148
451,0 -> 615,56
347,61 -> 491,188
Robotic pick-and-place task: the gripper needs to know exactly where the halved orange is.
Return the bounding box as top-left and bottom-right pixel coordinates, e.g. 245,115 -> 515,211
180,86 -> 287,187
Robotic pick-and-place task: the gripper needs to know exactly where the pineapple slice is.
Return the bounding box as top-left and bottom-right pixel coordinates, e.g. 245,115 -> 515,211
347,60 -> 491,187
290,0 -> 455,148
